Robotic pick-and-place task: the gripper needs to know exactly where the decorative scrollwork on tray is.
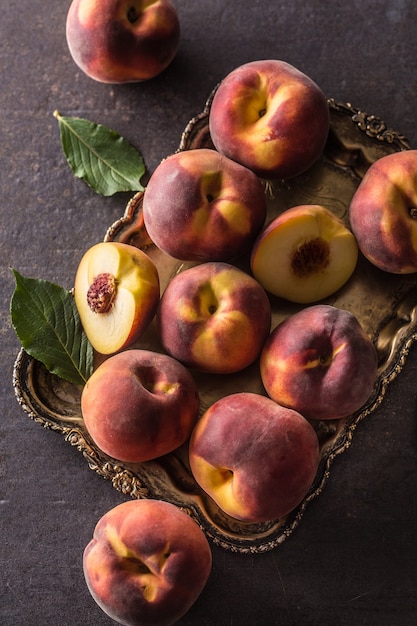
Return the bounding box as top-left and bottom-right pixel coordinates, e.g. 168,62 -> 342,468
328,99 -> 411,149
65,427 -> 150,498
12,96 -> 417,553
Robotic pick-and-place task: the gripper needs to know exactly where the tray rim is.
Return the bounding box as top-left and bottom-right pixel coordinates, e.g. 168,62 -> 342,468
12,95 -> 416,553
13,327 -> 417,553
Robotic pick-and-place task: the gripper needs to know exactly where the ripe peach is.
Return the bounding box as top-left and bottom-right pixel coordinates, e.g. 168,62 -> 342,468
66,0 -> 180,83
349,150 -> 417,273
157,262 -> 271,374
189,392 -> 320,523
250,204 -> 358,303
81,349 -> 199,463
260,304 -> 378,421
74,242 -> 160,355
83,499 -> 212,626
142,148 -> 267,262
209,59 -> 330,180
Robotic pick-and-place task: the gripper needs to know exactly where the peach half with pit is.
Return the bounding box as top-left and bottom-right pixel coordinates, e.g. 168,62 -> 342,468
81,349 -> 199,463
74,241 -> 160,355
157,262 -> 272,374
260,304 -> 378,421
142,148 -> 267,262
250,204 -> 358,303
189,392 -> 320,523
83,499 -> 212,626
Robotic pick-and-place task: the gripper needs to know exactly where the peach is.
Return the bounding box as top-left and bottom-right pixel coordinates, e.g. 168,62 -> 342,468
66,0 -> 180,83
349,149 -> 417,273
142,148 -> 267,262
81,349 -> 199,463
157,262 -> 271,374
209,59 -> 330,180
189,392 -> 319,523
83,499 -> 212,626
74,241 -> 160,355
260,304 -> 378,421
250,204 -> 358,303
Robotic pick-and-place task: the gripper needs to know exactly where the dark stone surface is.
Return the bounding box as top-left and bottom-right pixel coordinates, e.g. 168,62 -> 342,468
1,1 -> 417,624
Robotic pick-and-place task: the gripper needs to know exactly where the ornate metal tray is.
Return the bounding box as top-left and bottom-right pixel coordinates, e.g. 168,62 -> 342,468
13,91 -> 417,553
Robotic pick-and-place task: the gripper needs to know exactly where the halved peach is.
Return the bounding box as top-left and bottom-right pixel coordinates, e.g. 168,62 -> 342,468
74,241 -> 160,354
250,204 -> 358,303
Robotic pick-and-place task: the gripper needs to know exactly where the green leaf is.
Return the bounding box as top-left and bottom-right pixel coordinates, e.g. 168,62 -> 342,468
54,111 -> 146,196
10,269 -> 93,386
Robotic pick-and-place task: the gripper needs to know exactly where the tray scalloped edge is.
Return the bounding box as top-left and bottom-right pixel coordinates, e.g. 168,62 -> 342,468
12,327 -> 417,554
12,94 -> 417,554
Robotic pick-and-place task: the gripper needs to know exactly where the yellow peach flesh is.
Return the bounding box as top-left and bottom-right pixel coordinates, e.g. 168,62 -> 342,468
74,242 -> 159,354
251,205 -> 358,303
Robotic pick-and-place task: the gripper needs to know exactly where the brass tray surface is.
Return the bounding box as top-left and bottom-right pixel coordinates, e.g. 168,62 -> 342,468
13,92 -> 417,553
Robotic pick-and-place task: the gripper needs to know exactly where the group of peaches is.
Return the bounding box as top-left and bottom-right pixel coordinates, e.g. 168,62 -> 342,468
64,2 -> 417,626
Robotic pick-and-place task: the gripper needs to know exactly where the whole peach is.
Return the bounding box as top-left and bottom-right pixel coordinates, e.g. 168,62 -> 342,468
81,349 -> 199,463
209,59 -> 330,180
83,499 -> 212,626
189,392 -> 319,523
142,148 -> 267,262
349,150 -> 417,273
260,305 -> 378,421
157,262 -> 271,374
66,0 -> 180,83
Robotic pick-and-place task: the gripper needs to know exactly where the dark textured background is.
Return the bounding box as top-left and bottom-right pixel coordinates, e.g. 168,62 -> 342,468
1,1 -> 417,624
